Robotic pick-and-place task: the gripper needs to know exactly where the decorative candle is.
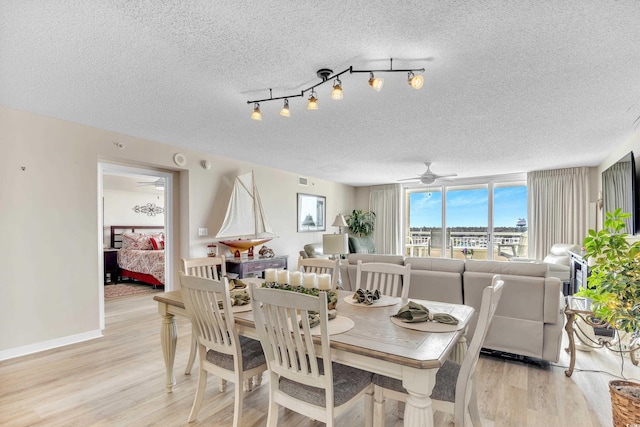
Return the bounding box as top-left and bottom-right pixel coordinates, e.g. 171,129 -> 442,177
289,271 -> 303,287
303,272 -> 317,289
264,268 -> 277,283
317,273 -> 331,291
277,269 -> 289,285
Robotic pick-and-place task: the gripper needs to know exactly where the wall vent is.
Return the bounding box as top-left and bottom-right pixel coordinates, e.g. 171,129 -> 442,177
298,176 -> 308,186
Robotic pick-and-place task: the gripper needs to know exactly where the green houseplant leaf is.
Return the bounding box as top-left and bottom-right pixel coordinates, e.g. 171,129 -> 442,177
345,209 -> 376,237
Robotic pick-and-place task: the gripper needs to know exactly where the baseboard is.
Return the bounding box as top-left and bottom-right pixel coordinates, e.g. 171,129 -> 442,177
0,329 -> 103,362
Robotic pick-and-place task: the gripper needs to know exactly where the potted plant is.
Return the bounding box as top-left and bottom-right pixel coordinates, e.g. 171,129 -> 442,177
574,208 -> 640,426
345,209 -> 376,237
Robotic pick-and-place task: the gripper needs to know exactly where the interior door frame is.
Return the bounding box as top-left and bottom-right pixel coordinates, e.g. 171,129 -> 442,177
98,162 -> 174,330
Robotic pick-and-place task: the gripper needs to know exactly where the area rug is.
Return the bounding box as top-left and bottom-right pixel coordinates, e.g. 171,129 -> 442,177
104,283 -> 161,299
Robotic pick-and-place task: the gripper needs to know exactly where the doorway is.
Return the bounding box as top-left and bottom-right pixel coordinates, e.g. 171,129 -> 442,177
98,162 -> 174,329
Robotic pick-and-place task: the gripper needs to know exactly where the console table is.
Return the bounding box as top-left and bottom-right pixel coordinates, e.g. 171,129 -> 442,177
564,296 -> 639,377
225,255 -> 288,279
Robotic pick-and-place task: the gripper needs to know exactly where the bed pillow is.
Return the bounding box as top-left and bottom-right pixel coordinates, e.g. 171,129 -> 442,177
150,235 -> 165,250
122,232 -> 154,250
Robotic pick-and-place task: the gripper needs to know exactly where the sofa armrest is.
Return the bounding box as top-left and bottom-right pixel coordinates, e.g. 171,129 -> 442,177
543,277 -> 563,324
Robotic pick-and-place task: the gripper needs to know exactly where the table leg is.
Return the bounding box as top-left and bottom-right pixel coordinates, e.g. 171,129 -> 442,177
564,310 -> 577,377
403,370 -> 436,427
448,336 -> 467,364
160,311 -> 178,392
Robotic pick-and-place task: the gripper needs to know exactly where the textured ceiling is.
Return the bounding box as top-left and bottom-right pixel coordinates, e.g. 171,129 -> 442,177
2,1 -> 639,186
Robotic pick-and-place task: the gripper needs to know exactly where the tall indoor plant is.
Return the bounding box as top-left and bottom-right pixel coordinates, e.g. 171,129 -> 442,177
345,209 -> 376,236
575,208 -> 640,426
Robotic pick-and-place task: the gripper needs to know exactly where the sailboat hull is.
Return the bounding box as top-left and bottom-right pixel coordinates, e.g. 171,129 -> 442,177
219,238 -> 273,257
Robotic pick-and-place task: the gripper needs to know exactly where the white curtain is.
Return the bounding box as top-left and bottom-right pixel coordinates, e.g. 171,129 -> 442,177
527,167 -> 591,260
369,184 -> 403,255
602,161 -> 633,232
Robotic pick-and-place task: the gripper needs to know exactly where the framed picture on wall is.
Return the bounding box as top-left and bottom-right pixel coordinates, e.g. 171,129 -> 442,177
297,193 -> 326,232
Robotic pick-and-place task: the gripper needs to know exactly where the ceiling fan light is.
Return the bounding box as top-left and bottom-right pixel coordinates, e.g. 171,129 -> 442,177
280,99 -> 290,117
251,103 -> 262,120
331,78 -> 343,100
307,90 -> 318,110
408,72 -> 424,90
368,73 -> 384,91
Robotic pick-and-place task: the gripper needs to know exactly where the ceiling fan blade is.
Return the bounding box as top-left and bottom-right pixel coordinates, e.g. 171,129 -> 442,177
397,177 -> 421,182
435,173 -> 457,178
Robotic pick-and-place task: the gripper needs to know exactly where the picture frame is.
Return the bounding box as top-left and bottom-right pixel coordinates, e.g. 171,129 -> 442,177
297,193 -> 326,232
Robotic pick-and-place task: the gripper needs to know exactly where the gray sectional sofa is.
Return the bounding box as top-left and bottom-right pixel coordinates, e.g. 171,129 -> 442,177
339,254 -> 564,363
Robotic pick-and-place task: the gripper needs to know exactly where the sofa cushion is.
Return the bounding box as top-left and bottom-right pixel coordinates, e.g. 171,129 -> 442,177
406,257 -> 465,273
463,259 -> 548,277
303,243 -> 329,259
347,254 -> 404,265
348,236 -> 376,254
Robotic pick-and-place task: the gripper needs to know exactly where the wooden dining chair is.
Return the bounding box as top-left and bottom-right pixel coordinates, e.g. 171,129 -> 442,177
250,283 -> 374,427
181,256 -> 227,376
372,275 -> 504,427
179,273 -> 266,426
297,256 -> 340,289
354,260 -> 412,298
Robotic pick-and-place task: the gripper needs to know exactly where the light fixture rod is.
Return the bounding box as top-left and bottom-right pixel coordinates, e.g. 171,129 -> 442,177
247,59 -> 425,104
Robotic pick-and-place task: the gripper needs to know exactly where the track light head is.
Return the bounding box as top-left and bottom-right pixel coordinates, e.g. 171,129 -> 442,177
251,103 -> 262,120
280,98 -> 290,117
408,71 -> 424,89
369,72 -> 384,91
307,90 -> 318,110
331,77 -> 343,101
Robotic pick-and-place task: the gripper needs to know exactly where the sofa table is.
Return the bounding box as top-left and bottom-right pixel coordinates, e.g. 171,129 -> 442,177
225,255 -> 288,279
564,296 -> 639,377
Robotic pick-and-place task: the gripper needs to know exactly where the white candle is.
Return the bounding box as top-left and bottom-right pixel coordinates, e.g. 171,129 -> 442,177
264,268 -> 277,283
317,273 -> 331,291
303,272 -> 317,289
277,269 -> 289,285
289,271 -> 303,287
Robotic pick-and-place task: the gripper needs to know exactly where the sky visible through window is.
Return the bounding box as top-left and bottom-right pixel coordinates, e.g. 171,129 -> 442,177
409,186 -> 527,228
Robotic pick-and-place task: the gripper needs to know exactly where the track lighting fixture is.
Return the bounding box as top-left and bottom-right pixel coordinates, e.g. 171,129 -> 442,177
408,71 -> 424,90
280,98 -> 290,117
368,72 -> 384,91
246,58 -> 425,119
250,103 -> 262,121
307,90 -> 318,110
331,77 -> 343,100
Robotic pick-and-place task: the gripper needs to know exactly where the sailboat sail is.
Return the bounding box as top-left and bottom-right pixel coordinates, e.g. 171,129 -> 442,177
216,171 -> 277,243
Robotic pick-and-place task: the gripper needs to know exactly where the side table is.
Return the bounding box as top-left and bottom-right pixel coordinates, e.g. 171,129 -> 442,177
103,248 -> 119,284
564,296 -> 639,377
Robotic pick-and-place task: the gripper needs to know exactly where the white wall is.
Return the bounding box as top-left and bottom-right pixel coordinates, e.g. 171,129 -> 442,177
0,105 -> 356,359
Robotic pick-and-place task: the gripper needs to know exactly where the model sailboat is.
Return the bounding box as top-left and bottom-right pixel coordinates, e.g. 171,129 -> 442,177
215,171 -> 278,257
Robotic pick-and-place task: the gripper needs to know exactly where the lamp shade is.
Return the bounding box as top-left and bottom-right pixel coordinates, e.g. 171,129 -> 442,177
323,233 -> 348,255
331,214 -> 348,228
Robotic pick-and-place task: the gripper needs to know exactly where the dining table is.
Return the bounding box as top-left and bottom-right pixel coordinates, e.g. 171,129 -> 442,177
153,278 -> 475,427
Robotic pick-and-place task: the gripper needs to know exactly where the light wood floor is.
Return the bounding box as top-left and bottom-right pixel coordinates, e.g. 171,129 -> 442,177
1,293 -> 638,427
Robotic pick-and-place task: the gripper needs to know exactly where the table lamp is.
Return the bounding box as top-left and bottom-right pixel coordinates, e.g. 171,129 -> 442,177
331,214 -> 348,234
323,233 -> 349,289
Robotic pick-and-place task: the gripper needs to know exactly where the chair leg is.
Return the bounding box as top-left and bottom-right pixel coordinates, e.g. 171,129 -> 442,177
219,378 -> 228,393
244,378 -> 253,392
468,383 -> 482,427
266,372 -> 279,427
185,330 -> 197,375
364,386 -> 374,427
373,385 -> 385,427
233,377 -> 243,427
253,372 -> 263,386
188,369 -> 208,422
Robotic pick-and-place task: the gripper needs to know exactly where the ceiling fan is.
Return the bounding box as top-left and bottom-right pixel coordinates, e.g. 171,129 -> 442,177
398,162 -> 457,185
137,179 -> 165,190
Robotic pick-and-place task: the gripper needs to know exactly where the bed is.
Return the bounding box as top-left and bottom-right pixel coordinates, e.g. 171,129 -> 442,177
110,225 -> 165,287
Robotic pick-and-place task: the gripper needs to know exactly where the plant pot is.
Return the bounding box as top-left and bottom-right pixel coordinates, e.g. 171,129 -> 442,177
610,380 -> 640,426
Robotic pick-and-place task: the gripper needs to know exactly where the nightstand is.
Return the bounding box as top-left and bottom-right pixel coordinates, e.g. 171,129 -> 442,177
104,249 -> 119,284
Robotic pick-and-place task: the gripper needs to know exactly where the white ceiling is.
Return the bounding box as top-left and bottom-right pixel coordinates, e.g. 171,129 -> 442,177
2,1 -> 639,186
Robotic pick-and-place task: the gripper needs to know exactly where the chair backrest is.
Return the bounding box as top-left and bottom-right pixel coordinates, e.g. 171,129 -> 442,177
179,273 -> 240,362
516,232 -> 528,257
354,260 -> 411,298
181,256 -> 227,280
298,256 -> 340,289
250,283 -> 334,410
455,274 -> 504,424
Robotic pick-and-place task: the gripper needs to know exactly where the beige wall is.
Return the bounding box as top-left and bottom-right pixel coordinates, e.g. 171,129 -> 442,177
0,105 -> 356,358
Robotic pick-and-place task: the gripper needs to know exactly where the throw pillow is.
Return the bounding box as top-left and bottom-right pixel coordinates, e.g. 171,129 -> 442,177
122,232 -> 154,250
150,236 -> 165,250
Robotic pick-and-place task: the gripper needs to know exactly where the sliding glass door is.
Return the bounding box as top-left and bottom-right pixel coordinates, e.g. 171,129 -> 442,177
405,180 -> 527,260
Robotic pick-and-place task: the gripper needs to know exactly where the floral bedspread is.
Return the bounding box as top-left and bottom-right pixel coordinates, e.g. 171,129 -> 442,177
117,249 -> 165,284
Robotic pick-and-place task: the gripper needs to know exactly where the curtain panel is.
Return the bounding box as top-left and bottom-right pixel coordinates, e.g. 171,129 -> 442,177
369,184 -> 403,255
527,167 -> 591,260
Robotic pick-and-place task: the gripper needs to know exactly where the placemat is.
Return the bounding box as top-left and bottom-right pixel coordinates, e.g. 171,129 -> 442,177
343,294 -> 399,307
310,315 -> 355,336
390,316 -> 464,332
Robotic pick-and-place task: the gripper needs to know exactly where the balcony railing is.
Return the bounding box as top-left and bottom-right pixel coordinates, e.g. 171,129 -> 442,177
405,230 -> 527,260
